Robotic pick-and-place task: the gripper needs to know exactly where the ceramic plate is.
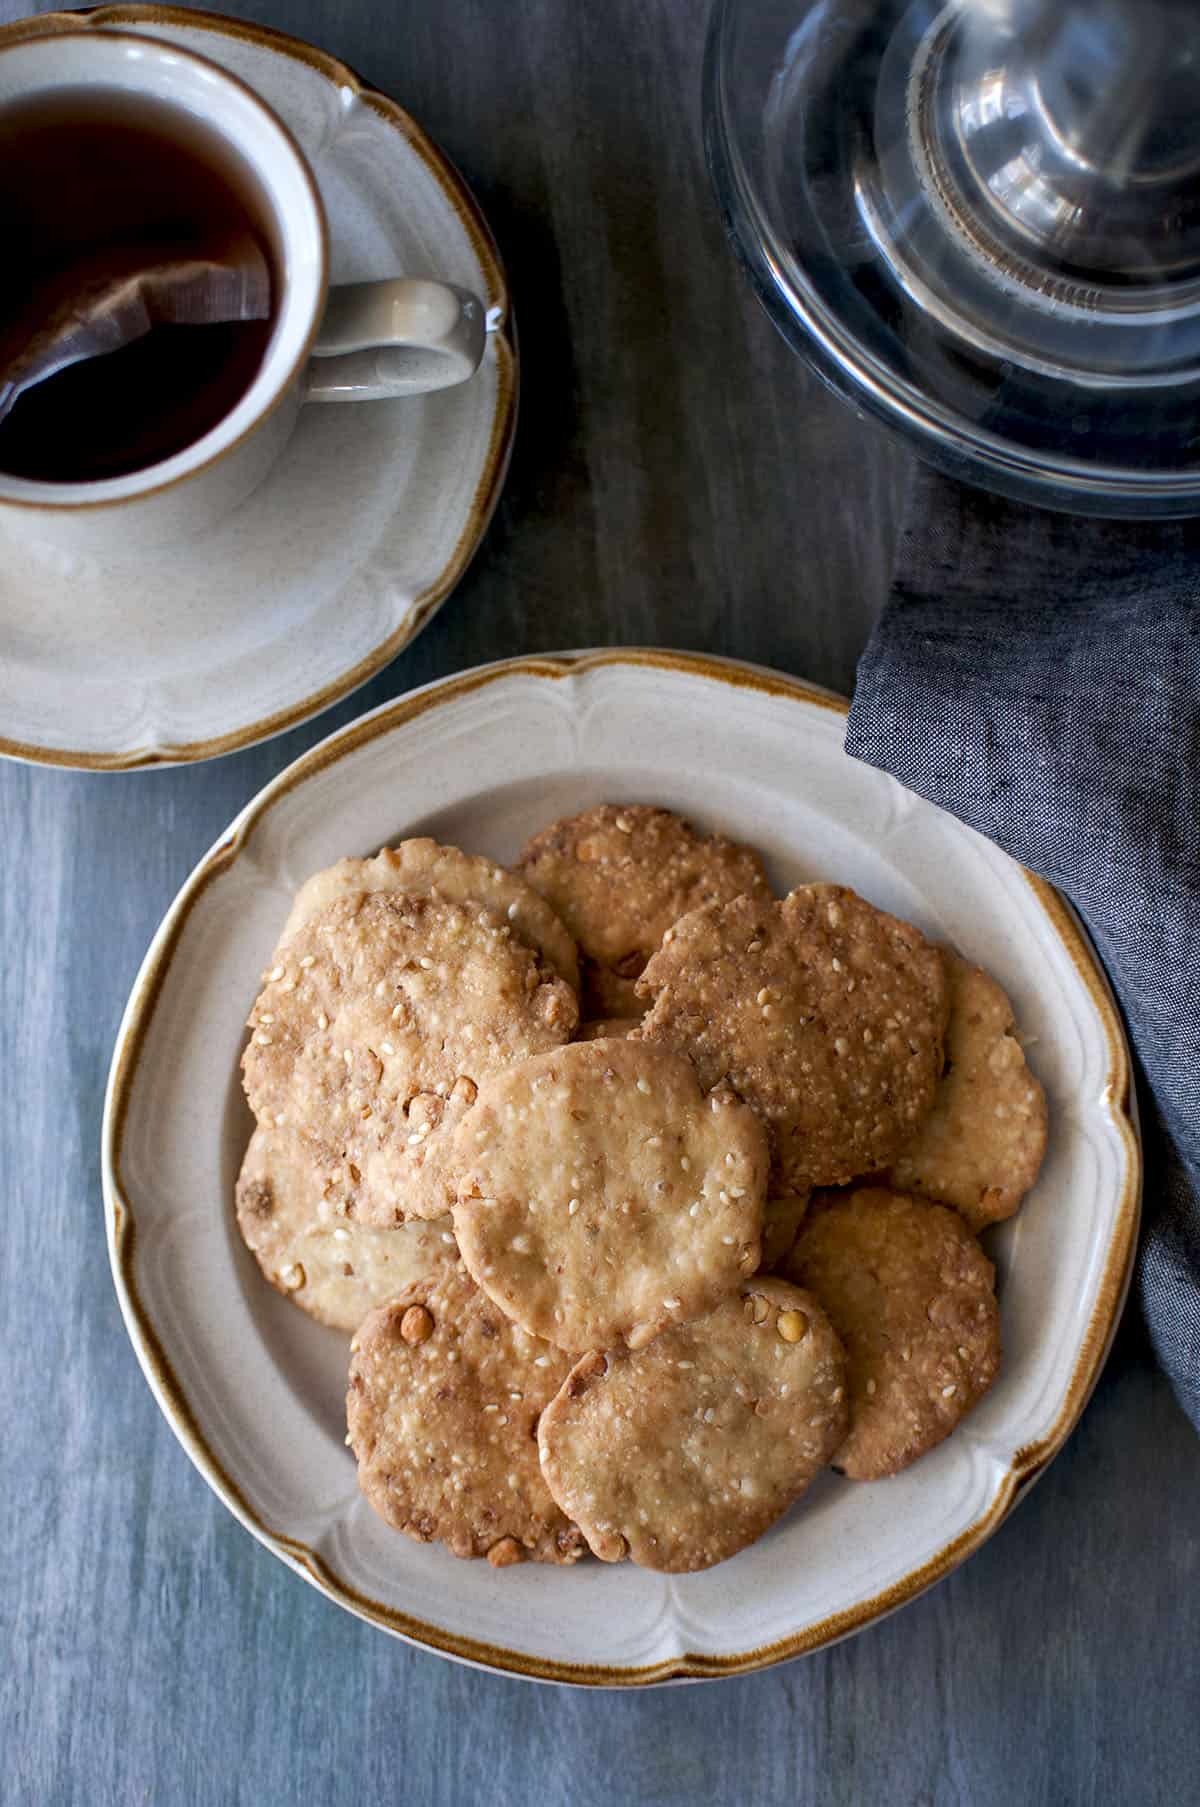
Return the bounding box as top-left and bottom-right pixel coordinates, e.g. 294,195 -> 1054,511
102,651 -> 1140,1684
0,7 -> 515,769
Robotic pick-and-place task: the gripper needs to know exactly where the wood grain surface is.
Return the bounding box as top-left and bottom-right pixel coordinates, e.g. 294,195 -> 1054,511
1,2 -> 1198,1804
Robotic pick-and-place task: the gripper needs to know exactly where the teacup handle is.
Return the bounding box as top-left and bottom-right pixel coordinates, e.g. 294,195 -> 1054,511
305,278 -> 487,401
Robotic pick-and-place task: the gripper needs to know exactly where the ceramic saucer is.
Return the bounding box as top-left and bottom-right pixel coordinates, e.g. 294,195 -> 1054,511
0,6 -> 516,769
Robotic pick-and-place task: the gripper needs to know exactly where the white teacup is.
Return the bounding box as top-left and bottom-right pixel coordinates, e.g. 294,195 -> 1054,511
0,30 -> 488,551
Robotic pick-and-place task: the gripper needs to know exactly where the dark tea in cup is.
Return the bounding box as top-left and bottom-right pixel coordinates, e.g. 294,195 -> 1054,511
0,27 -> 485,554
0,87 -> 278,483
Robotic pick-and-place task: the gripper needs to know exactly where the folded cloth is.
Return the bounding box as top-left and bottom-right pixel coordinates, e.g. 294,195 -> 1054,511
844,465 -> 1200,1431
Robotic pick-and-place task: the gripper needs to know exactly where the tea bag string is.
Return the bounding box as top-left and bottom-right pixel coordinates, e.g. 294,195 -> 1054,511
0,228 -> 271,428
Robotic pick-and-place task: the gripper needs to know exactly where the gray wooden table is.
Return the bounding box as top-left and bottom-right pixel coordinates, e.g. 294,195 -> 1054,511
3,2 -> 1198,1803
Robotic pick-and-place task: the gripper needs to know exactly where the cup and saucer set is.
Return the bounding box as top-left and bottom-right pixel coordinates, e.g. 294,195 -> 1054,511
0,5 -> 515,770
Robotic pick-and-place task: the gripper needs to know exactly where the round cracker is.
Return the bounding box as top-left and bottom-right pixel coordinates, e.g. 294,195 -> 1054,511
517,804 -> 773,1016
280,837 -> 580,992
784,1186 -> 1000,1480
234,1124 -> 458,1332
347,1265 -> 585,1564
886,950 -> 1047,1231
537,1279 -> 847,1571
451,1039 -> 768,1351
635,884 -> 949,1190
241,892 -> 577,1224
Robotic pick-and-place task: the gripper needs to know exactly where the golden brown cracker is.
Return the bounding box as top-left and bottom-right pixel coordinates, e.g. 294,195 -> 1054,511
517,804 -> 773,1016
635,884 -> 948,1190
887,950 -> 1047,1231
347,1265 -> 586,1565
235,1124 -> 457,1330
451,1039 -> 767,1351
537,1279 -> 847,1571
281,837 -> 579,991
784,1186 -> 1000,1480
241,892 -> 577,1223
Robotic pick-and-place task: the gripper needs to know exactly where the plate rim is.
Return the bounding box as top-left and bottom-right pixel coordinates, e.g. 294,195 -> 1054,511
0,3 -> 518,772
100,648 -> 1142,1684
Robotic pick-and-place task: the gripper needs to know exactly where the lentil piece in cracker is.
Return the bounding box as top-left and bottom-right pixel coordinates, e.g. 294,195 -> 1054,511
635,884 -> 949,1191
886,949 -> 1047,1232
537,1279 -> 847,1571
235,1124 -> 458,1331
347,1265 -> 585,1564
784,1186 -> 1000,1481
280,837 -> 580,992
241,892 -> 577,1225
517,804 -> 773,1016
451,1038 -> 768,1352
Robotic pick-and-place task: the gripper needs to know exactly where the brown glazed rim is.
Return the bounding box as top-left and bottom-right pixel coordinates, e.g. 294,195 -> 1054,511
0,5 -> 517,772
102,649 -> 1143,1687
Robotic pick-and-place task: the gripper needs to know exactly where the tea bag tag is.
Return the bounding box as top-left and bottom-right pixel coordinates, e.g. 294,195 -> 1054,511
0,228 -> 271,427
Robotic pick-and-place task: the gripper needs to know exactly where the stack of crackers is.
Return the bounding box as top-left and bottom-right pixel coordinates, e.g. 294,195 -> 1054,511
237,807 -> 1046,1573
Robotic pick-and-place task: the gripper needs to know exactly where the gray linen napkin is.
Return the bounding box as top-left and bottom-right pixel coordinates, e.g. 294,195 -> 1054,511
845,466 -> 1200,1430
